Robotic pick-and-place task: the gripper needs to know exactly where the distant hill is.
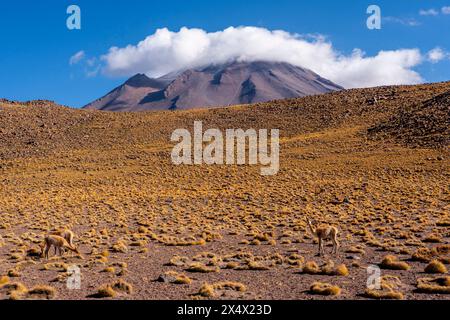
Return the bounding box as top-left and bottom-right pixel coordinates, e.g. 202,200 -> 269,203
83,61 -> 343,111
2,82 -> 450,160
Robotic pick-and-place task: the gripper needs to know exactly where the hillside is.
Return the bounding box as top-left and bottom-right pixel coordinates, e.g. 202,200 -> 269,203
369,90 -> 450,148
1,82 -> 449,160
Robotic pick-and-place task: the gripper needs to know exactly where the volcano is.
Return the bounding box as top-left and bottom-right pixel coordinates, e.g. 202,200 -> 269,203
84,61 -> 343,111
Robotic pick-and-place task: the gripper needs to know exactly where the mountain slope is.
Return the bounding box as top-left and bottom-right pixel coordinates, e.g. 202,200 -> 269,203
84,61 -> 343,111
84,74 -> 170,112
2,81 -> 450,160
368,90 -> 450,148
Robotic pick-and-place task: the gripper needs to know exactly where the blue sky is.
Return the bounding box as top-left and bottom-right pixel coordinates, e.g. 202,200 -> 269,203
0,0 -> 449,108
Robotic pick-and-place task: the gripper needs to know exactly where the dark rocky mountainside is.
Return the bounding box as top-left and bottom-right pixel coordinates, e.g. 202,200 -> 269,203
369,90 -> 450,148
83,61 -> 343,111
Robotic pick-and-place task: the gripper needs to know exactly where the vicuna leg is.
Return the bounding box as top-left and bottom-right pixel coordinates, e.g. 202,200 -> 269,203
44,245 -> 51,259
333,237 -> 340,254
68,234 -> 74,247
318,238 -> 323,256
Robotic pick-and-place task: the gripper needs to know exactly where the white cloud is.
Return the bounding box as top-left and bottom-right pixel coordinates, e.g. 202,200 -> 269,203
86,65 -> 101,78
442,6 -> 450,14
427,47 -> 446,63
69,50 -> 85,65
86,57 -> 97,67
101,26 -> 425,88
419,9 -> 439,16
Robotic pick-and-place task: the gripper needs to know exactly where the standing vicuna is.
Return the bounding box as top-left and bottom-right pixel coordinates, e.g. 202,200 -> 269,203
50,229 -> 75,247
306,217 -> 340,256
41,235 -> 81,259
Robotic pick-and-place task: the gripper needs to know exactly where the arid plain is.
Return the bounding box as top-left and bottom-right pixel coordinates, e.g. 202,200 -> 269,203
0,82 -> 449,300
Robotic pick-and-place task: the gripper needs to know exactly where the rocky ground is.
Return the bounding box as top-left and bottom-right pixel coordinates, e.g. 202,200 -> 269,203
0,82 -> 449,300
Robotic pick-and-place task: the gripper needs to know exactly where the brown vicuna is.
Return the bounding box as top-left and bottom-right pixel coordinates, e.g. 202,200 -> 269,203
306,218 -> 340,256
41,235 -> 81,259
50,229 -> 75,247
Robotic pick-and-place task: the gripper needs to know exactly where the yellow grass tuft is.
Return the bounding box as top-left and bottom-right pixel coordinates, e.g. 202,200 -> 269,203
102,267 -> 116,273
380,255 -> 410,270
302,260 -> 349,276
96,285 -> 117,298
0,282 -> 28,300
416,276 -> 450,294
309,282 -> 341,296
197,281 -> 247,298
303,261 -> 320,274
364,276 -> 404,300
0,276 -> 10,285
27,285 -> 57,300
198,283 -> 215,297
187,262 -> 219,273
113,279 -> 133,294
424,260 -> 448,274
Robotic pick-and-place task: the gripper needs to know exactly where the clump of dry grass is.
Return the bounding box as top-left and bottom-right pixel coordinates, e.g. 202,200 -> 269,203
424,260 -> 448,274
26,285 -> 57,300
0,282 -> 28,300
380,255 -> 410,270
158,271 -> 192,285
93,279 -> 133,298
309,282 -> 341,296
187,262 -> 219,273
364,275 -> 404,300
303,261 -> 320,274
198,283 -> 215,297
224,262 -> 239,269
345,246 -> 365,255
416,276 -> 450,294
42,262 -> 69,272
113,279 -> 133,294
111,241 -> 128,253
102,266 -> 116,273
247,261 -> 270,271
215,282 -> 246,292
197,282 -> 247,298
302,261 -> 349,276
26,247 -> 42,258
423,234 -> 442,243
166,255 -> 190,267
100,250 -> 109,258
9,252 -> 23,261
436,220 -> 450,227
0,276 -> 9,285
286,254 -> 304,267
411,245 -> 450,263
95,285 -> 117,298
334,264 -> 350,276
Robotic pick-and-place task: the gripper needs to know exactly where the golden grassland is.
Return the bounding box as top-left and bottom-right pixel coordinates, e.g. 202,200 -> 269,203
0,82 -> 449,300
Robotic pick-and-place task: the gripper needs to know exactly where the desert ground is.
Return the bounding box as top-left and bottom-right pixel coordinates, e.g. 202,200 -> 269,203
0,82 -> 449,300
